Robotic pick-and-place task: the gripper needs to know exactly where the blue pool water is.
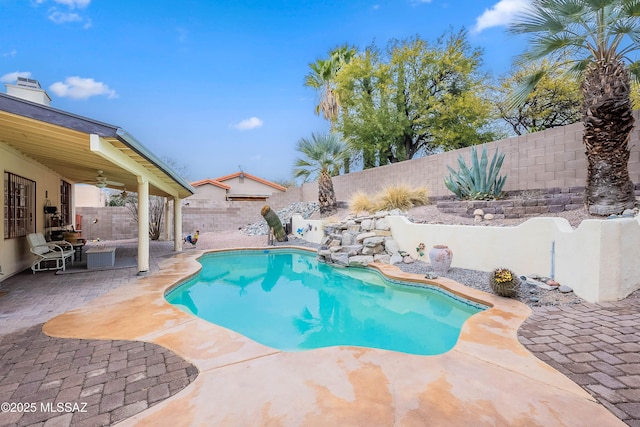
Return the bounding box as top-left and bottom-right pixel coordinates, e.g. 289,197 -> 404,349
165,249 -> 486,356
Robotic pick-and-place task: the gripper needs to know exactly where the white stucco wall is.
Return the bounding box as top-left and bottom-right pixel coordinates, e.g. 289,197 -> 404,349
387,215 -> 640,303
292,213 -> 640,303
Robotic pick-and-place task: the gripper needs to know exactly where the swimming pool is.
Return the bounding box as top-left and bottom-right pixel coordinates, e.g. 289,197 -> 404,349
166,249 -> 486,356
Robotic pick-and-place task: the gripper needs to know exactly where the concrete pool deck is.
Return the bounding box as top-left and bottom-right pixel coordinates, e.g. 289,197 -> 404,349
0,233 -> 640,426
38,244 -> 623,426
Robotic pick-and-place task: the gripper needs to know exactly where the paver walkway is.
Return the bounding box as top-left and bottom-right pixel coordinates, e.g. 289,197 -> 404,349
0,325 -> 197,426
0,240 -> 197,426
519,290 -> 640,426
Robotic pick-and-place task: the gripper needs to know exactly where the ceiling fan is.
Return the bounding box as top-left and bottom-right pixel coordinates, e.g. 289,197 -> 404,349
83,170 -> 125,188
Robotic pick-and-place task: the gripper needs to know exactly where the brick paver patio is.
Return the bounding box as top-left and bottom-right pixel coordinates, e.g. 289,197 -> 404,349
519,290 -> 640,426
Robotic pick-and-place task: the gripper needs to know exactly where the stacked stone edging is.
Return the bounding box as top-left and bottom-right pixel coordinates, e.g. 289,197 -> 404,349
436,187 -> 586,219
317,210 -> 404,267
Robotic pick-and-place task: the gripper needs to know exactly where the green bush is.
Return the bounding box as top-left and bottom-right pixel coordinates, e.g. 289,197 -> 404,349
444,146 -> 507,200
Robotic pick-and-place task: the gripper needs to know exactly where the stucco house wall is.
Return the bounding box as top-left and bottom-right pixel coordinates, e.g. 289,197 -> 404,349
1,142 -> 69,276
187,182 -> 229,206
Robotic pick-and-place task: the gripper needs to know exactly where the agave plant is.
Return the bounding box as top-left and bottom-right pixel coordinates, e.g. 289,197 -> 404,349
444,146 -> 507,200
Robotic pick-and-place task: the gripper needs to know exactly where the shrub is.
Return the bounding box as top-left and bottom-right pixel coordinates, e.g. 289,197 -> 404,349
489,267 -> 520,297
444,145 -> 507,200
374,184 -> 429,211
349,191 -> 375,213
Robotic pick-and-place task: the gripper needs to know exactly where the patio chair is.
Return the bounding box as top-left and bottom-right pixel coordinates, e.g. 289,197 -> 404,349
27,233 -> 74,273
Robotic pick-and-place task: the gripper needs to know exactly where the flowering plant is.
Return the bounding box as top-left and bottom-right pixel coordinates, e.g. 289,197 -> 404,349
416,242 -> 426,256
493,268 -> 513,284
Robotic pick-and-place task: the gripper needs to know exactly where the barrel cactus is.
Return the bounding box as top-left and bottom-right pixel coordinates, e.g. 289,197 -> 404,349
490,267 -> 520,297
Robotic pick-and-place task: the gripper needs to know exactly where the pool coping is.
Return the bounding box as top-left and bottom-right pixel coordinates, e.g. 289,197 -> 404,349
43,246 -> 625,426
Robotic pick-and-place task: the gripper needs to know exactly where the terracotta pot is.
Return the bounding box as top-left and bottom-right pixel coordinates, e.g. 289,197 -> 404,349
429,245 -> 453,275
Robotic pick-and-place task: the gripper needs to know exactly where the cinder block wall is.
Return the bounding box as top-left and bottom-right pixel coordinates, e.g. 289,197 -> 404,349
299,112 -> 640,202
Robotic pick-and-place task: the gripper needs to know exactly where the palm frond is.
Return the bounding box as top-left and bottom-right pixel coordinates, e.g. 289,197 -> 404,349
507,69 -> 548,109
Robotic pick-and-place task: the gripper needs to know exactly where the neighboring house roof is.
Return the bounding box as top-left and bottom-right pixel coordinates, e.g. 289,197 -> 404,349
213,171 -> 287,192
0,92 -> 194,198
190,179 -> 231,190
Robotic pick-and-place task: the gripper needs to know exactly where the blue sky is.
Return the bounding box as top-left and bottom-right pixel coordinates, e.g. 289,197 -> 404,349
1,0 -> 529,183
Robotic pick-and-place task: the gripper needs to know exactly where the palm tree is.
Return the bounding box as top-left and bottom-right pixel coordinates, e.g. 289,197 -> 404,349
293,132 -> 350,214
304,45 -> 356,126
510,0 -> 640,215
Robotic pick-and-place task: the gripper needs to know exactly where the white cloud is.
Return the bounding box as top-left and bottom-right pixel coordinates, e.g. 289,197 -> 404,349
2,49 -> 17,58
48,11 -> 82,24
0,71 -> 32,83
473,0 -> 530,33
53,0 -> 90,8
410,0 -> 432,4
49,76 -> 117,100
231,117 -> 263,130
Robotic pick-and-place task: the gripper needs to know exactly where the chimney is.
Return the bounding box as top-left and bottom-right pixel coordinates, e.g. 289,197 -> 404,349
5,77 -> 52,106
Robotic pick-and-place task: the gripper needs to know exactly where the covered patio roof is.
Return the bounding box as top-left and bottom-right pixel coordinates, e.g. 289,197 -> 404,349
0,92 -> 193,199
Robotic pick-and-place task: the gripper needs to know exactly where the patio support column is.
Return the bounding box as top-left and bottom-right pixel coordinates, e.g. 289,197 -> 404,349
163,200 -> 171,241
137,177 -> 150,273
174,196 -> 182,252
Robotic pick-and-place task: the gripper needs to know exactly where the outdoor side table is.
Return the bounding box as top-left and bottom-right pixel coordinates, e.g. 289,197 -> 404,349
86,247 -> 116,269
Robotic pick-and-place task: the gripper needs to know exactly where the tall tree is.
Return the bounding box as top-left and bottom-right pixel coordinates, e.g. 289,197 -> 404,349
494,59 -> 581,135
293,132 -> 350,214
304,44 -> 356,128
510,0 -> 640,215
335,30 -> 496,168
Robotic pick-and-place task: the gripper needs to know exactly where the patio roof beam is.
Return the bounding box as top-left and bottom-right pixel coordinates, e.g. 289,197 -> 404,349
89,134 -> 179,198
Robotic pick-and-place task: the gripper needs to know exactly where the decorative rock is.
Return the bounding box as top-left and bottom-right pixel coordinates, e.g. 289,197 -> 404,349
318,249 -> 332,257
402,256 -> 414,264
384,238 -> 400,255
607,214 -> 619,219
390,253 -> 403,265
546,279 -> 560,287
529,288 -> 538,294
341,231 -> 357,246
375,217 -> 391,231
356,232 -> 376,242
328,239 -> 341,247
349,255 -> 374,267
424,272 -> 438,280
339,245 -> 363,256
529,297 -> 540,303
362,245 -> 384,255
536,283 -> 554,291
474,209 -> 484,222
363,236 -> 385,247
558,285 -> 573,293
330,253 -> 349,266
374,254 -> 391,264
484,213 -> 494,220
622,209 -> 635,218
360,219 -> 374,230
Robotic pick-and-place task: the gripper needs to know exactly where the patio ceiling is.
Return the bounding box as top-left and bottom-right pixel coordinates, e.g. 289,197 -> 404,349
0,93 -> 193,199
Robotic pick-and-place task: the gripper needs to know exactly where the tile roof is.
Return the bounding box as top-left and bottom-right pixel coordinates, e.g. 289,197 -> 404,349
213,171 -> 286,192
190,178 -> 231,190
